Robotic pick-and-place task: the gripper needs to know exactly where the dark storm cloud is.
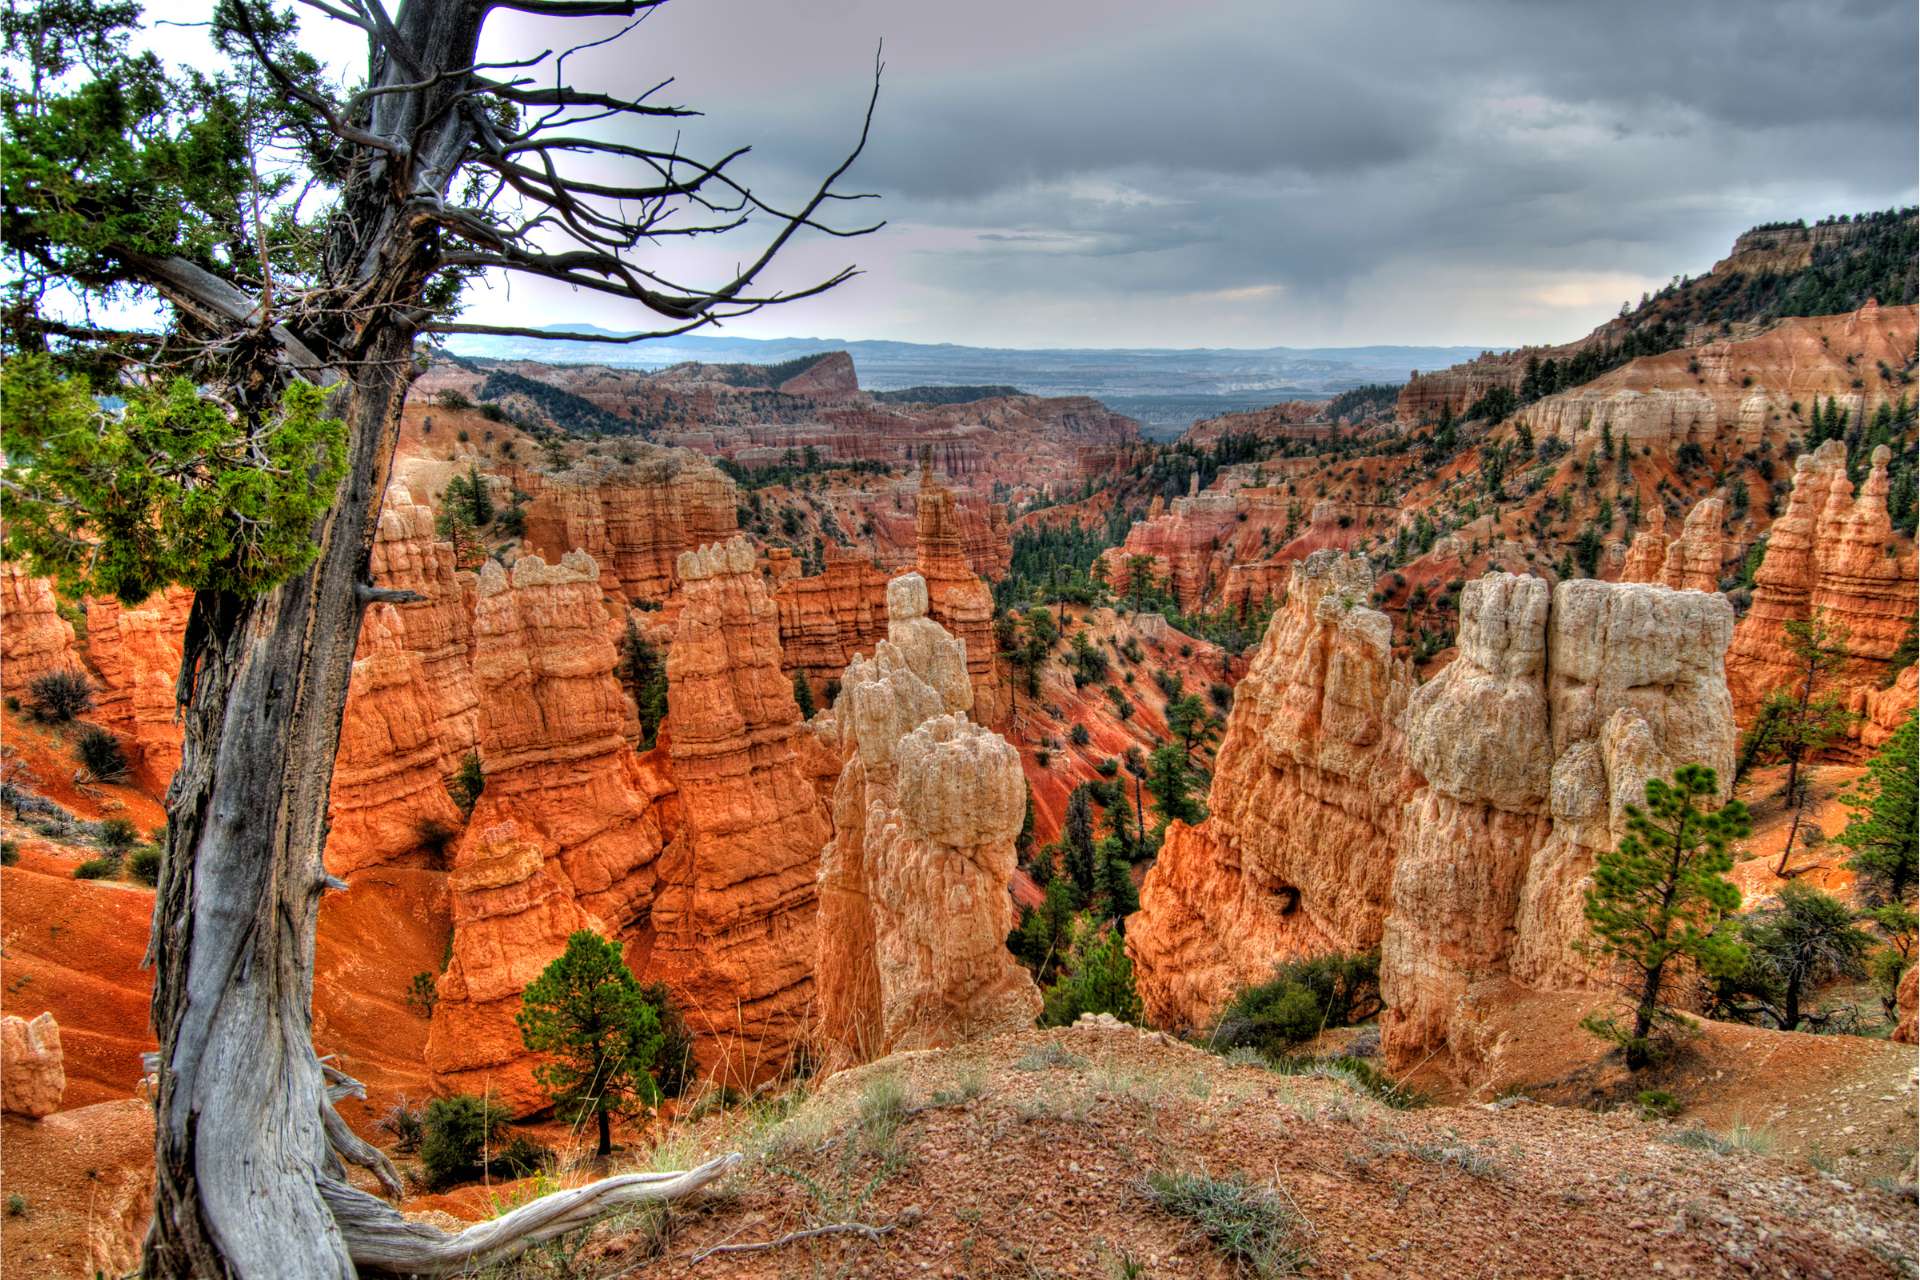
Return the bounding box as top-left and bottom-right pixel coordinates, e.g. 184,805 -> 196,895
468,0 -> 1918,345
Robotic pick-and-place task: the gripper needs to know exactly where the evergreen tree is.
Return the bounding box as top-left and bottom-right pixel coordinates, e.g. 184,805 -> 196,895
1011,878 -> 1078,982
1039,917 -> 1144,1027
1581,765 -> 1749,1067
1146,744 -> 1202,826
1062,785 -> 1099,899
1717,882 -> 1871,1031
1836,711 -> 1918,903
1166,692 -> 1218,761
619,618 -> 669,749
791,669 -> 816,719
1737,614 -> 1853,873
1094,839 -> 1140,918
515,931 -> 665,1157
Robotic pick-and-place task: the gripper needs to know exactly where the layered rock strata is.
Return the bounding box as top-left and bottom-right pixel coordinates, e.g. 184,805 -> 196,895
82,589 -> 194,783
915,468 -> 1005,726
1726,441 -> 1918,728
1620,498 -> 1726,593
0,565 -> 81,694
425,551 -> 669,1110
1128,553 -> 1414,1030
518,452 -> 739,604
815,573 -> 1039,1066
655,537 -> 833,1085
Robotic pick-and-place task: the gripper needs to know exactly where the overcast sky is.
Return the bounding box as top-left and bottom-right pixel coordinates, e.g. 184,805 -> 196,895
232,1 -> 1920,348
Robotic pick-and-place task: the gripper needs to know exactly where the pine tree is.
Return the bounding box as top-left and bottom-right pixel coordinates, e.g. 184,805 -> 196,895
1146,744 -> 1202,826
515,931 -> 665,1158
1039,917 -> 1144,1027
619,618 -> 668,749
1737,613 -> 1854,873
1062,785 -> 1099,900
1720,882 -> 1871,1030
791,670 -> 816,719
1836,711 -> 1918,903
1581,765 -> 1749,1067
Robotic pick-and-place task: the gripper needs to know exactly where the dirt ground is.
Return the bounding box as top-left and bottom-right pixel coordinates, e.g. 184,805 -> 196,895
403,1019 -> 1916,1280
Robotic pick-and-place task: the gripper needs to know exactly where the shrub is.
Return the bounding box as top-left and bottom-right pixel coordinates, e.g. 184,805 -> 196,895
74,726 -> 129,782
1637,1089 -> 1682,1120
74,856 -> 120,880
25,670 -> 92,722
127,846 -> 162,886
378,1096 -> 425,1153
1039,919 -> 1143,1027
1212,952 -> 1382,1056
406,972 -> 439,1016
1142,1170 -> 1309,1276
98,817 -> 139,852
419,1094 -> 511,1189
1,840 -> 17,866
492,1134 -> 552,1178
1068,722 -> 1091,747
4,1193 -> 24,1217
447,751 -> 485,816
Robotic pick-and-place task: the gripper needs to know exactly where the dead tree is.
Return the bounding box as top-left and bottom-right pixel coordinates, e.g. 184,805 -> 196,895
2,1 -> 879,1274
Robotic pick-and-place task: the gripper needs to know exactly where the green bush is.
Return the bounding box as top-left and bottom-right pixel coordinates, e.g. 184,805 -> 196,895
1211,952 -> 1382,1056
25,670 -> 92,723
127,846 -> 161,886
419,1094 -> 511,1189
1,840 -> 18,866
74,726 -> 129,782
98,817 -> 139,852
74,855 -> 120,880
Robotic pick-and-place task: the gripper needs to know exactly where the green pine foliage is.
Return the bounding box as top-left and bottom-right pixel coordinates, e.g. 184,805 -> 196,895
1580,765 -> 1749,1067
618,619 -> 669,749
1146,744 -> 1202,826
791,669 -> 816,719
418,1094 -> 512,1189
515,930 -> 665,1157
1,359 -> 346,604
1713,882 -> 1872,1031
1837,712 -> 1919,904
1038,918 -> 1143,1027
446,751 -> 485,817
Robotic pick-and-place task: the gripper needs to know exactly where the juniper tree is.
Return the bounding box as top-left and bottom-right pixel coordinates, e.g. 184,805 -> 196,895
1716,882 -> 1871,1031
515,931 -> 665,1159
1,1 -> 878,1272
1581,765 -> 1749,1068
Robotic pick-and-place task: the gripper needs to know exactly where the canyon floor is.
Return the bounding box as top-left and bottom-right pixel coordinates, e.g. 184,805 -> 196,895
341,1017 -> 1915,1279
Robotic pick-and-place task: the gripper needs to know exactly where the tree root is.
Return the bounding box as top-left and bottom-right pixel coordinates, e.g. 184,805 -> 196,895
324,1152 -> 743,1276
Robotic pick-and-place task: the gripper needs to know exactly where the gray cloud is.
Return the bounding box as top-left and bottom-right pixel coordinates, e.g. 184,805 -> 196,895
458,0 -> 1917,347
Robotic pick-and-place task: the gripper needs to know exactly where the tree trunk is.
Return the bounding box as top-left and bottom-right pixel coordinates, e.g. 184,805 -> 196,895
1783,972 -> 1802,1032
1775,751 -> 1806,877
145,327 -> 414,1279
598,1106 -> 612,1160
1629,958 -> 1665,1069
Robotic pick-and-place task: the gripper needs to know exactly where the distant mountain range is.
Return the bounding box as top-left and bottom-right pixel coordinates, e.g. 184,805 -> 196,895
442,327 -> 1498,438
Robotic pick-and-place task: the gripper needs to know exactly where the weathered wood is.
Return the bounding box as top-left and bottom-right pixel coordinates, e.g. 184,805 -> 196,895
321,1154 -> 742,1277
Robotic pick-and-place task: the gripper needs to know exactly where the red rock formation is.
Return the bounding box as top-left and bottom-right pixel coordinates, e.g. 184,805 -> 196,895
518,451 -> 739,603
655,537 -> 832,1086
1896,964 -> 1917,1045
1856,665 -> 1918,754
2,1012 -> 65,1118
1621,498 -> 1726,593
773,544 -> 889,693
1098,477 -> 1243,612
816,573 -> 1038,1066
1128,552 -> 1414,1030
426,551 -> 668,1110
0,565 -> 80,694
1727,440 -> 1919,727
916,467 -> 1005,725
326,484 -> 479,874
82,588 -> 193,784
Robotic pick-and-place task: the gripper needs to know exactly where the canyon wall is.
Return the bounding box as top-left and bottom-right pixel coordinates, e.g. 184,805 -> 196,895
1620,498 -> 1726,594
815,573 -> 1039,1066
916,468 -> 1006,726
1127,562 -> 1738,1072
0,565 -> 81,693
516,452 -> 739,604
655,537 -> 833,1085
1726,440 -> 1918,730
1128,553 -> 1414,1030
424,551 -> 668,1111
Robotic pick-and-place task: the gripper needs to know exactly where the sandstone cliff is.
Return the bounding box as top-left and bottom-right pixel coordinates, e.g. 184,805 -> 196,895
1620,498 -> 1726,593
425,551 -> 669,1110
655,537 -> 833,1086
0,565 -> 81,695
916,468 -> 1005,725
815,573 -> 1039,1066
1,1012 -> 65,1118
517,451 -> 739,604
1726,440 -> 1918,729
1128,552 -> 1414,1030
